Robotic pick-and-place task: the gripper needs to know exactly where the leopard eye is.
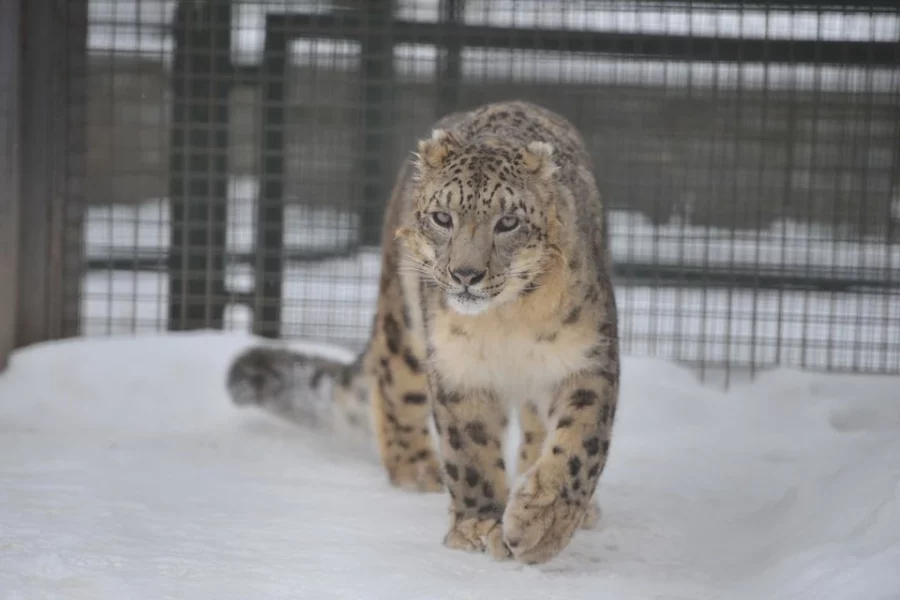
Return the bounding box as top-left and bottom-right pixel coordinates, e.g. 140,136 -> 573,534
431,211 -> 453,228
495,215 -> 520,233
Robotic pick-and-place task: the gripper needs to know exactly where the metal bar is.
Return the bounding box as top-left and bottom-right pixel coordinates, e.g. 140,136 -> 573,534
576,0 -> 897,6
255,17 -> 287,338
614,264 -> 899,291
599,0 -> 900,8
168,1 -> 231,332
357,0 -> 396,246
84,255 -> 900,292
269,14 -> 900,67
0,0 -> 21,371
435,0 -> 464,118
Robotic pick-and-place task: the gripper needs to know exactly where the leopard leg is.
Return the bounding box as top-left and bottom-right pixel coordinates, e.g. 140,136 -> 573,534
369,308 -> 442,493
503,368 -> 617,564
515,401 -> 601,531
432,382 -> 511,560
515,402 -> 546,476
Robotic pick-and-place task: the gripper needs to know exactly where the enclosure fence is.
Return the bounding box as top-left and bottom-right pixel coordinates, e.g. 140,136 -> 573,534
1,0 -> 899,385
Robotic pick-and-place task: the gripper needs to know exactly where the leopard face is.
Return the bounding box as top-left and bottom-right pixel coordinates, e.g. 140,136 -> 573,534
397,130 -> 563,316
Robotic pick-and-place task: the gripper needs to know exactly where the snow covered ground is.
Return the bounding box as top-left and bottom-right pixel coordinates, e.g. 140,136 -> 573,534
2,332 -> 900,599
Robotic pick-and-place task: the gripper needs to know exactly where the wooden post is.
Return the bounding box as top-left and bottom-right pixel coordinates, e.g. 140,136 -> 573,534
0,0 -> 21,371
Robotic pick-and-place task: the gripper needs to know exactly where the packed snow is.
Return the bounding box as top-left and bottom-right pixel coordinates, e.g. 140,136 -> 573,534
2,332 -> 900,599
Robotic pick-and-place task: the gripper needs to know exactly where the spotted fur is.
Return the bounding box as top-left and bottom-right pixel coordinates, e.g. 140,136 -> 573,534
225,100 -> 619,564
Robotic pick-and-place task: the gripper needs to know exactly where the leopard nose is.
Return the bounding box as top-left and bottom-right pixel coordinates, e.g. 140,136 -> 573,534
449,266 -> 486,286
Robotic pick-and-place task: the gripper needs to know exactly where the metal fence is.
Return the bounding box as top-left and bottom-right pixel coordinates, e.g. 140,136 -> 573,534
3,0 -> 899,385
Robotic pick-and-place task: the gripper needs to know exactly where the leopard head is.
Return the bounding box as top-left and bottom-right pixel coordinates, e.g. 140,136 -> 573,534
397,129 -> 567,316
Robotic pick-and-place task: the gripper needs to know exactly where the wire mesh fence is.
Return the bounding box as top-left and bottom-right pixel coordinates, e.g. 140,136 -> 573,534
74,0 -> 900,384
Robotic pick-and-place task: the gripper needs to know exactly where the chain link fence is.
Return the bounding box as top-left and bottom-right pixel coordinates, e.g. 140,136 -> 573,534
47,0 -> 900,384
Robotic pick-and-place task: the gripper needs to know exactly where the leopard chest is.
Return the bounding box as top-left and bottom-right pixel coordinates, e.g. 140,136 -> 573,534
429,313 -> 594,407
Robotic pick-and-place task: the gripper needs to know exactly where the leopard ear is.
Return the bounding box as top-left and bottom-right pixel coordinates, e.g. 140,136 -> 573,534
521,140 -> 558,181
414,129 -> 461,173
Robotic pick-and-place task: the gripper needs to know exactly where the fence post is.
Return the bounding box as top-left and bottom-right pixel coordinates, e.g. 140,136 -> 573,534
168,1 -> 232,331
0,0 -> 21,371
357,0 -> 396,247
254,17 -> 287,338
436,0 -> 464,118
61,0 -> 88,340
15,0 -> 80,349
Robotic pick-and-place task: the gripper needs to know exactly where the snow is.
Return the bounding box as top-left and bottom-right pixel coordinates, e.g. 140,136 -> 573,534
2,332 -> 900,599
85,177 -> 359,258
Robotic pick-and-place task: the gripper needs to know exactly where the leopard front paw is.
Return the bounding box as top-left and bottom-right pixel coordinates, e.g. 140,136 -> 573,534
502,466 -> 587,564
443,517 -> 512,560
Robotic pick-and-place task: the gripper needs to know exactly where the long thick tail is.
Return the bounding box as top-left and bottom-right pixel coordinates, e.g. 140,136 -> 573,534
225,345 -> 374,441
